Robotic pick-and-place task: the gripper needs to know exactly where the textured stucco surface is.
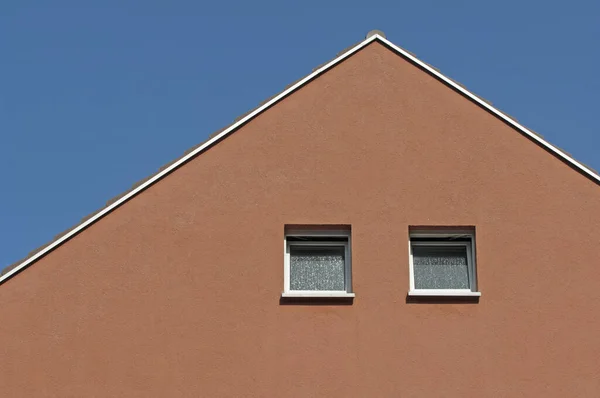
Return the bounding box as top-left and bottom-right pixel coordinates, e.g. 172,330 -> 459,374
1,42 -> 600,397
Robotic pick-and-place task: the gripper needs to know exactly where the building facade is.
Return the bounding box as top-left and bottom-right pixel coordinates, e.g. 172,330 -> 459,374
1,33 -> 600,397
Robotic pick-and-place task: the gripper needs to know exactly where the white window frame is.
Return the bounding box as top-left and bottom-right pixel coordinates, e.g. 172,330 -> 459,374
282,228 -> 354,298
408,231 -> 481,297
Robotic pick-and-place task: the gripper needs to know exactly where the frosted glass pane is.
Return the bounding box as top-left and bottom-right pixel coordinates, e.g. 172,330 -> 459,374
290,246 -> 345,291
413,245 -> 469,289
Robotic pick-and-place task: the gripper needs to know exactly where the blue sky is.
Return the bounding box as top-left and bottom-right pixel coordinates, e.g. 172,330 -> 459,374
1,1 -> 599,270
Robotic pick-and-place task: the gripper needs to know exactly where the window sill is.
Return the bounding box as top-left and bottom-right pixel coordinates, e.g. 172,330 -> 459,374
408,290 -> 481,297
281,292 -> 355,298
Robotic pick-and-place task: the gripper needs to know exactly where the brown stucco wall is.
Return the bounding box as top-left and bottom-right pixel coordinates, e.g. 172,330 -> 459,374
1,41 -> 600,397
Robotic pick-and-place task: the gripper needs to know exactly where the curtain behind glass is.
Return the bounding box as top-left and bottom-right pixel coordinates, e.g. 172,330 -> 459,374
290,246 -> 345,290
413,245 -> 469,289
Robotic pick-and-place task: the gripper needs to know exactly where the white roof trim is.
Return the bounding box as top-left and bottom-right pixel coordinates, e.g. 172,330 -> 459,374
2,34 -> 599,285
375,35 -> 600,184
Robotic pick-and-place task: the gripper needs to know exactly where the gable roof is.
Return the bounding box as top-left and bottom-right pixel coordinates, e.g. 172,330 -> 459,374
2,32 -> 599,285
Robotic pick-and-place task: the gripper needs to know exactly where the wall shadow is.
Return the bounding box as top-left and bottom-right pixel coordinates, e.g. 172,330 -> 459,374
279,296 -> 354,306
405,295 -> 480,304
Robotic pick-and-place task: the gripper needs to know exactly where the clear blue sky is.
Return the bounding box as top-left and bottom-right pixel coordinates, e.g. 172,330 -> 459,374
1,1 -> 599,270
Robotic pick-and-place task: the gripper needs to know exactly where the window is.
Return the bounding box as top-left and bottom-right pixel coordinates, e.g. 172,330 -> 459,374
408,230 -> 480,296
283,227 -> 354,298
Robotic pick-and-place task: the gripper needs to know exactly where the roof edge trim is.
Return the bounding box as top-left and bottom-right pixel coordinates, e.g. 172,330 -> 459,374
2,34 -> 599,285
0,34 -> 381,285
374,36 -> 600,184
